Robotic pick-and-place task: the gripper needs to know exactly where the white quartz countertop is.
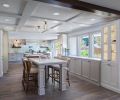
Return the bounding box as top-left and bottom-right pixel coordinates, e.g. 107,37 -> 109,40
29,58 -> 67,65
66,56 -> 101,61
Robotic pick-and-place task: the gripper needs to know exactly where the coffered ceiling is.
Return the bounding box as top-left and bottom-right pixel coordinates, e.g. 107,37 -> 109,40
79,0 -> 120,11
0,0 -> 119,34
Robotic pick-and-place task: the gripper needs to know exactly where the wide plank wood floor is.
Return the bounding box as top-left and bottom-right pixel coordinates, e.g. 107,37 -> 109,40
0,62 -> 120,100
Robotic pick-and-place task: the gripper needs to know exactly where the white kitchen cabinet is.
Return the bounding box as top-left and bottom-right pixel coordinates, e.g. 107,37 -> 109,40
101,62 -> 111,85
68,56 -> 101,85
9,53 -> 23,62
90,60 -> 100,83
74,58 -> 82,75
101,62 -> 118,88
81,60 -> 90,79
101,20 -> 120,91
69,58 -> 82,75
111,63 -> 118,87
0,30 -> 3,77
69,58 -> 75,73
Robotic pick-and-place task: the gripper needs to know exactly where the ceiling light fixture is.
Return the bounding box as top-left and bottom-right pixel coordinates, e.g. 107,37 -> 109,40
53,12 -> 60,16
2,3 -> 10,8
91,18 -> 96,21
36,20 -> 47,32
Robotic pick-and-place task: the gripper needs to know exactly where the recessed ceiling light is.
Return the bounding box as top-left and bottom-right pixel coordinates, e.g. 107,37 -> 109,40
5,19 -> 10,21
91,18 -> 96,21
2,3 -> 10,8
53,12 -> 60,16
53,21 -> 59,23
79,24 -> 90,27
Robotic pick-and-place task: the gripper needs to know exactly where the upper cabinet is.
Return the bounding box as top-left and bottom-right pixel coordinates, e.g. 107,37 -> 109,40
103,27 -> 109,61
102,21 -> 119,62
111,24 -> 117,61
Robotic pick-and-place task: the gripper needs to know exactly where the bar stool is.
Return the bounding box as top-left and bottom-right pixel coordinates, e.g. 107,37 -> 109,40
48,56 -> 71,89
22,58 -> 38,93
47,65 -> 54,83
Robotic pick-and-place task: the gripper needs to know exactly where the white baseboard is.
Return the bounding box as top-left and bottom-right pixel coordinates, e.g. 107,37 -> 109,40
101,82 -> 120,93
70,72 -> 120,93
70,72 -> 100,86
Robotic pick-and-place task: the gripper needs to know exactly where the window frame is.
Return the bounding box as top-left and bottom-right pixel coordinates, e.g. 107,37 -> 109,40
91,32 -> 102,58
68,30 -> 101,59
78,34 -> 90,57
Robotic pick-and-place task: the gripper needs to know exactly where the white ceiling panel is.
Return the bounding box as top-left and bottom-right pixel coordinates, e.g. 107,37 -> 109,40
0,0 -> 26,14
21,26 -> 45,33
3,26 -> 15,31
9,32 -> 58,40
80,0 -> 120,11
0,0 -> 117,36
48,23 -> 90,33
24,18 -> 61,29
0,16 -> 17,24
31,2 -> 82,21
70,12 -> 104,25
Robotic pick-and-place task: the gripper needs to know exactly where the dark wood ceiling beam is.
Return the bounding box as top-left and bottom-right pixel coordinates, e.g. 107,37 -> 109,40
34,0 -> 120,15
34,0 -> 94,12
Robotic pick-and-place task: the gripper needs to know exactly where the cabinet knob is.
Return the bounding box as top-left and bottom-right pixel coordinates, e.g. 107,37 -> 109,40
107,64 -> 111,66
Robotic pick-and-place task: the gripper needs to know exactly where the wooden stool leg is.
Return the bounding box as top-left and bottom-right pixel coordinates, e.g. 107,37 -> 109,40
52,68 -> 54,83
22,80 -> 25,90
67,71 -> 70,86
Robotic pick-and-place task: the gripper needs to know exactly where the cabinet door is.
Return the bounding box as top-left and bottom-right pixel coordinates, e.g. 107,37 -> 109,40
81,60 -> 90,79
0,57 -> 3,77
101,62 -> 111,85
0,31 -> 3,77
90,61 -> 100,82
110,24 -> 117,62
69,58 -> 75,73
101,62 -> 118,87
111,63 -> 118,87
74,59 -> 82,75
103,26 -> 109,61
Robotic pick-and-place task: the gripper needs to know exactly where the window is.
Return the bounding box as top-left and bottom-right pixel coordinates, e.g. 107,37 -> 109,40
92,33 -> 101,58
68,31 -> 101,58
69,37 -> 77,56
80,35 -> 89,57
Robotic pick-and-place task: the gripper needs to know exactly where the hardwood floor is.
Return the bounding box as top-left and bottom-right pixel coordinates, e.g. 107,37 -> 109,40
0,62 -> 120,100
